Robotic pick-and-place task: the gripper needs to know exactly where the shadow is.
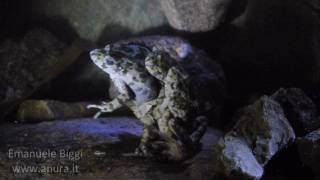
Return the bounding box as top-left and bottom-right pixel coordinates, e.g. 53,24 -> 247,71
217,0 -> 320,101
97,24 -> 134,45
29,16 -> 80,45
224,0 -> 248,23
262,143 -> 315,180
32,51 -> 110,102
0,0 -> 80,44
0,0 -> 34,40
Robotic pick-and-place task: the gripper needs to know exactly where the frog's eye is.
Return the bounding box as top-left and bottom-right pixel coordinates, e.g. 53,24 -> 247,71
122,47 -> 133,53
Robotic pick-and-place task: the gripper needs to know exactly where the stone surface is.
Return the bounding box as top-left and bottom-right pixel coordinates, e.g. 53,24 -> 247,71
297,129 -> 320,180
213,135 -> 264,179
213,96 -> 295,179
0,29 -> 81,120
29,0 -> 167,43
234,96 -> 296,165
0,117 -> 223,179
161,0 -> 232,32
271,88 -> 319,136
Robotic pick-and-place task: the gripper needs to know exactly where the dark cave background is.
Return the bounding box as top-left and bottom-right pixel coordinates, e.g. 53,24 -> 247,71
0,0 -> 319,179
2,0 -> 319,105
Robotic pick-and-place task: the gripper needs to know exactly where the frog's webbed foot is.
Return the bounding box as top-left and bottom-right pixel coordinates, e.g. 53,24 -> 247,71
134,125 -> 192,162
122,127 -> 160,159
87,99 -> 123,118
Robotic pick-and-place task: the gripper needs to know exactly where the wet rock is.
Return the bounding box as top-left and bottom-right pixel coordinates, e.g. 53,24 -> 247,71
213,96 -> 295,179
297,129 -> 320,179
106,36 -> 227,125
30,0 -> 166,42
0,29 -> 82,120
160,0 -> 232,32
271,88 -> 319,136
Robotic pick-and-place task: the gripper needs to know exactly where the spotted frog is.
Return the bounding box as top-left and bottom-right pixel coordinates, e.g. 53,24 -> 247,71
88,43 -> 207,161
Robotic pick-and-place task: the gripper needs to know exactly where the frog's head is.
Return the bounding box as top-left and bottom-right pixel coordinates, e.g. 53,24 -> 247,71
90,45 -> 118,74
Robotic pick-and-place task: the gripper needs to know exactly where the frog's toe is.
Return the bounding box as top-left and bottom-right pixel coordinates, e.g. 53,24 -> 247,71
87,104 -> 100,109
93,111 -> 102,119
133,146 -> 154,158
101,101 -> 108,105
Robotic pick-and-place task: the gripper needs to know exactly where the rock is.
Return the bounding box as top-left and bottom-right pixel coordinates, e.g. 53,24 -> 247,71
29,0 -> 166,42
234,96 -> 296,165
221,0 -> 320,97
0,117 -> 223,179
160,0 -> 232,32
213,96 -> 295,179
16,100 -> 94,122
213,135 -> 264,179
0,29 -> 82,120
271,88 -> 319,136
297,129 -> 320,179
106,36 -> 227,125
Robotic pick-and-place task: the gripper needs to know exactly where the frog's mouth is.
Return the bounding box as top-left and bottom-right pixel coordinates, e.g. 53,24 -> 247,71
89,49 -> 106,66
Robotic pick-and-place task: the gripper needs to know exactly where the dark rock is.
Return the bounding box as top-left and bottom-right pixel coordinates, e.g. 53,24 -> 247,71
160,0 -> 232,32
30,0 -> 166,42
0,117 -> 223,179
106,36 -> 227,125
234,96 -> 295,165
213,96 -> 295,179
271,88 -> 319,136
297,129 -> 320,179
0,29 -> 82,120
0,29 -> 65,101
221,0 -> 320,97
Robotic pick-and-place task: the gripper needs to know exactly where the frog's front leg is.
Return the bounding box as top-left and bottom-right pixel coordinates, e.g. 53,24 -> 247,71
87,78 -> 132,118
87,99 -> 123,118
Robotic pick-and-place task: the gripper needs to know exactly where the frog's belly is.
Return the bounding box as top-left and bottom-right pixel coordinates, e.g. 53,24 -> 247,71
128,80 -> 158,105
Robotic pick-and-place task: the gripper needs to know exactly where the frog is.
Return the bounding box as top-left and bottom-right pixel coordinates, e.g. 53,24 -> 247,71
87,43 -> 207,161
138,49 -> 208,160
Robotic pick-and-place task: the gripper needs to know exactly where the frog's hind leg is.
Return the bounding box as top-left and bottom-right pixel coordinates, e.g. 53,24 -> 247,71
190,116 -> 208,144
134,126 -> 161,157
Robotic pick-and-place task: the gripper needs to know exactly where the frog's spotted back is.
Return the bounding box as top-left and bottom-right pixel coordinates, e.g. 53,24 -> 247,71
110,43 -> 152,61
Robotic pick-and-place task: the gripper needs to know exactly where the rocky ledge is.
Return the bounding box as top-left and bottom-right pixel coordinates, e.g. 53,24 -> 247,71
0,117 -> 223,180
